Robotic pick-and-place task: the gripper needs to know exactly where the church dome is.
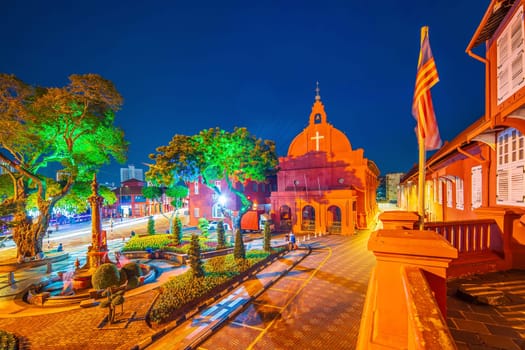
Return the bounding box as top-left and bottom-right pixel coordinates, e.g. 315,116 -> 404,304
287,90 -> 352,157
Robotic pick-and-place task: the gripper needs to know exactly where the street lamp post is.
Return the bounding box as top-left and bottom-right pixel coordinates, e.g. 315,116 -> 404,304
47,230 -> 52,250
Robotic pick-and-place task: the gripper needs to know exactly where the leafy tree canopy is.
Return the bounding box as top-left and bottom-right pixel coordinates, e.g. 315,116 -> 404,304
0,73 -> 128,258
146,127 -> 278,214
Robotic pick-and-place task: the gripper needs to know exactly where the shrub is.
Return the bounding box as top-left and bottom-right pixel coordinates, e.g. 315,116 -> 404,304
263,220 -> 271,252
119,269 -> 128,286
120,262 -> 142,289
149,251 -> 270,324
92,263 -> 120,290
122,262 -> 141,278
147,216 -> 155,235
121,234 -> 172,251
188,233 -> 204,277
198,218 -> 209,237
233,228 -> 245,260
0,329 -> 18,350
173,217 -> 182,245
216,221 -> 226,250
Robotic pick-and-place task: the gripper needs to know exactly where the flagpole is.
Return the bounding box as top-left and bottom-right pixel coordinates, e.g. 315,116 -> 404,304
418,126 -> 425,230
413,25 -> 440,231
417,26 -> 427,231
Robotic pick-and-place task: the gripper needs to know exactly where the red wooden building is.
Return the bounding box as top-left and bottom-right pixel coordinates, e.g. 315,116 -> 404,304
187,176 -> 276,229
398,0 -> 525,271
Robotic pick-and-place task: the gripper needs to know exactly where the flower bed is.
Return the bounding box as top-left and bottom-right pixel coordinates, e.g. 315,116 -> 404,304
122,234 -> 232,255
147,248 -> 284,325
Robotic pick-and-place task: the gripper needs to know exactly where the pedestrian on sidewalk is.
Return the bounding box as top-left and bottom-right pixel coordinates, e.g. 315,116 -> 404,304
289,231 -> 297,250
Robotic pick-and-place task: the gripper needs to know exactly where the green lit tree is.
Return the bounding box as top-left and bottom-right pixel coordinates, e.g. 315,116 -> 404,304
50,180 -> 117,215
1,176 -> 116,229
142,183 -> 189,233
141,186 -> 162,215
147,216 -> 155,235
142,185 -> 189,233
173,217 -> 182,245
188,233 -> 204,277
146,128 -> 277,227
263,220 -> 271,252
216,220 -> 226,250
233,228 -> 245,260
0,74 -> 127,260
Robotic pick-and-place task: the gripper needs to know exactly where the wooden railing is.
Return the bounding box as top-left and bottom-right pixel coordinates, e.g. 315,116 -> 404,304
424,219 -> 496,254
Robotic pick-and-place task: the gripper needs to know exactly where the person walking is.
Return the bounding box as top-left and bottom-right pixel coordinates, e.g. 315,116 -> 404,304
289,231 -> 297,250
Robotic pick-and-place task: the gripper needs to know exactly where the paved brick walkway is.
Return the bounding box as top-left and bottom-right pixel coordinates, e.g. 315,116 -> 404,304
199,232 -> 376,349
0,290 -> 156,350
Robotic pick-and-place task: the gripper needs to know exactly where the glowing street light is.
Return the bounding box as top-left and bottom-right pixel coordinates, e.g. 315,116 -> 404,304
218,195 -> 227,206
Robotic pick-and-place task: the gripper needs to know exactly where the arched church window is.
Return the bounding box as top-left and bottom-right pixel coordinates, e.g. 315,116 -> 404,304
280,205 -> 291,219
314,113 -> 322,124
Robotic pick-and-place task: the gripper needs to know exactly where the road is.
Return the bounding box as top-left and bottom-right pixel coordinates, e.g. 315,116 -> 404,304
0,214 -> 180,272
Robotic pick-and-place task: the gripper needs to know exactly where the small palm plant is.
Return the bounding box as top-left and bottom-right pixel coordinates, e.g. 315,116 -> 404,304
92,263 -> 125,324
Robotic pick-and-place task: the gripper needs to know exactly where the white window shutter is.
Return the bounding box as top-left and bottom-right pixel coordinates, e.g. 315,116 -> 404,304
456,177 -> 464,210
471,166 -> 482,209
497,169 -> 510,203
510,166 -> 525,202
446,180 -> 453,208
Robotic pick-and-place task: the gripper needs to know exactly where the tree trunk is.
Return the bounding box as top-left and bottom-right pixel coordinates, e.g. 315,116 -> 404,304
12,200 -> 51,260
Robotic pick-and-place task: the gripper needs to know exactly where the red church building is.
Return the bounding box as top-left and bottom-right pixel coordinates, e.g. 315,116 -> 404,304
187,176 -> 276,229
270,87 -> 380,235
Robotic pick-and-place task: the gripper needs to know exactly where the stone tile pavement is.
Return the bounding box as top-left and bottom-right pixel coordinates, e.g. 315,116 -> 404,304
199,232 -> 376,350
447,270 -> 525,350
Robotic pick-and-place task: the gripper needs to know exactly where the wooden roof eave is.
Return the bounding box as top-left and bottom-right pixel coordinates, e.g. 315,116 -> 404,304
400,116 -> 496,186
466,0 -> 516,57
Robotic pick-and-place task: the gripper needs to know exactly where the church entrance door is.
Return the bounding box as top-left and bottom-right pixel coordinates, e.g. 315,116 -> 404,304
327,206 -> 342,233
279,205 -> 292,231
301,205 -> 315,232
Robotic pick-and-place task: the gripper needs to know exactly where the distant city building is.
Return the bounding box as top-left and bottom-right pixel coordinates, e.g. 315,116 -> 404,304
55,170 -> 70,182
385,172 -> 404,203
376,176 -> 386,201
0,161 -> 16,175
120,165 -> 143,183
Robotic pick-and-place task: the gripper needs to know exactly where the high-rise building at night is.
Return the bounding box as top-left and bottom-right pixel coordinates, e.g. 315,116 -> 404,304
120,164 -> 144,183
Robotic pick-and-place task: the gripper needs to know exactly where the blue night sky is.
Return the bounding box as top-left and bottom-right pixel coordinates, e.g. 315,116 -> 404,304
2,1 -> 488,184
